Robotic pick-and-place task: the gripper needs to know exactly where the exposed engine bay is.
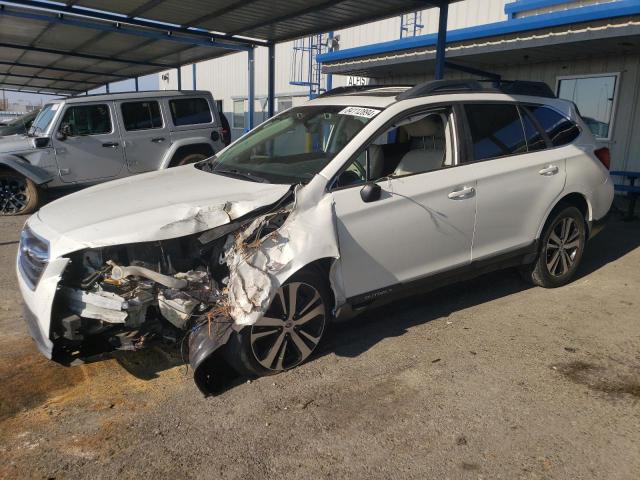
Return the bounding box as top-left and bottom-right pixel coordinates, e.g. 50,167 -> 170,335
50,190 -> 294,392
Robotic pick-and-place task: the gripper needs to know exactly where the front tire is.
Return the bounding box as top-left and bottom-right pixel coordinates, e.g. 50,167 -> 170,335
0,170 -> 39,216
521,205 -> 586,288
224,269 -> 330,378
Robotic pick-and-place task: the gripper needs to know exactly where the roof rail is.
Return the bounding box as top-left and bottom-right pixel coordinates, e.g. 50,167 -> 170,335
396,79 -> 555,100
317,84 -> 414,98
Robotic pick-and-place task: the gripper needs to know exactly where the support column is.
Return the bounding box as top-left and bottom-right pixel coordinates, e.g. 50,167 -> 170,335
105,83 -> 110,93
177,66 -> 182,90
434,0 -> 449,80
248,47 -> 255,130
134,77 -> 139,91
267,43 -> 275,119
192,63 -> 197,90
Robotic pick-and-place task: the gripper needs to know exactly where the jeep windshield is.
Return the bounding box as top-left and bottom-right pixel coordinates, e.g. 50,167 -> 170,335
28,103 -> 58,136
198,105 -> 381,184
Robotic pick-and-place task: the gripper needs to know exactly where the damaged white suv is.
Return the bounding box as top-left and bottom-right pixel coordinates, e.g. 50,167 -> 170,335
17,80 -> 613,393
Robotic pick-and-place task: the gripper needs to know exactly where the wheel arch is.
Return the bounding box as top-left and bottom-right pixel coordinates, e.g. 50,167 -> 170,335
163,141 -> 215,168
536,191 -> 591,240
0,154 -> 54,185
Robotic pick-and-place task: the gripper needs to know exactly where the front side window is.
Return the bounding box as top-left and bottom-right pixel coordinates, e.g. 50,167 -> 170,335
557,74 -> 617,139
169,97 -> 212,126
121,101 -> 162,131
233,99 -> 245,129
334,110 -> 452,188
60,104 -> 111,136
525,105 -> 580,147
464,104 -> 527,162
198,105 -> 380,184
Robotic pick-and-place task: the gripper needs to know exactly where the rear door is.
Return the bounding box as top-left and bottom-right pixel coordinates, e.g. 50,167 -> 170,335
462,103 -> 569,261
117,99 -> 169,173
53,102 -> 125,183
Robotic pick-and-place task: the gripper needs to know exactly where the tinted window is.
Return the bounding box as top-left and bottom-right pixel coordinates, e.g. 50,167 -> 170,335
121,101 -> 162,131
60,104 -> 111,136
169,97 -> 212,126
526,105 -> 580,147
519,107 -> 547,152
465,104 -> 527,161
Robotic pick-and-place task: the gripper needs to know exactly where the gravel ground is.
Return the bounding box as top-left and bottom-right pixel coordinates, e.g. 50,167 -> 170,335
0,213 -> 639,479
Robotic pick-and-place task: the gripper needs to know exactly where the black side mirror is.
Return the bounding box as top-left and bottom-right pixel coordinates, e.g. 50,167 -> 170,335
360,183 -> 382,203
56,123 -> 71,141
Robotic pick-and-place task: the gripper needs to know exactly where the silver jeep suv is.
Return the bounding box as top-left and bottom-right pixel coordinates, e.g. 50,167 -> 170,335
0,90 -> 226,215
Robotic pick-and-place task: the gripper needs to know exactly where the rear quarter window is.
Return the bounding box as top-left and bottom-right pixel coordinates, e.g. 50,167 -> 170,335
169,97 -> 212,126
525,105 -> 580,147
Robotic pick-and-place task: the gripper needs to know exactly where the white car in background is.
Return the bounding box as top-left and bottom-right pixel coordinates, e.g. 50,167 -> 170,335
17,80 -> 613,393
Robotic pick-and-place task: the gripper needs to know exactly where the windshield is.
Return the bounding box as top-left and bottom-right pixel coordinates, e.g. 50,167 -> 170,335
29,103 -> 58,136
198,105 -> 381,184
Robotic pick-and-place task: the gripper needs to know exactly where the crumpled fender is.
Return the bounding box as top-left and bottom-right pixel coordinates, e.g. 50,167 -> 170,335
0,154 -> 54,185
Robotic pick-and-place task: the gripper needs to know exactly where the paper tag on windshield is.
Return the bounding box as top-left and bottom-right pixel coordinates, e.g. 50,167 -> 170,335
51,104 -> 59,111
338,106 -> 380,119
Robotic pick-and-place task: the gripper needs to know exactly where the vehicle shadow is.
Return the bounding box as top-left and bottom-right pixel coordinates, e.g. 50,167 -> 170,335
320,215 -> 640,361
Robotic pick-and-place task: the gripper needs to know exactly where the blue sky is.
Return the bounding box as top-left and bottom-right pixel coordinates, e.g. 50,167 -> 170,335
3,73 -> 159,108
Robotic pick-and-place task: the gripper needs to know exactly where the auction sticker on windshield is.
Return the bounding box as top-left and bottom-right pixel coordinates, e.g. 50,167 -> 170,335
339,106 -> 380,118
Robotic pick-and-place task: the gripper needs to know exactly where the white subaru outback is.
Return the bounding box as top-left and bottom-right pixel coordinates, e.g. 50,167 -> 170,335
17,80 -> 613,393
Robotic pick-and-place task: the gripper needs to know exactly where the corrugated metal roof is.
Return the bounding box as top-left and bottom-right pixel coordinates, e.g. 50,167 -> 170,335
0,0 -> 461,95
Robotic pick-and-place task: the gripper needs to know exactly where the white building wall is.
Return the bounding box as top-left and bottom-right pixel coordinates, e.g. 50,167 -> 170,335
159,0 -> 510,137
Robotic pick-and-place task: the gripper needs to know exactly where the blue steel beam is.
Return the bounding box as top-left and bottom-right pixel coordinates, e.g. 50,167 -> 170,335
248,48 -> 255,130
0,71 -> 103,85
0,5 -> 252,52
267,43 -> 275,118
434,0 -> 448,80
192,63 -> 196,89
0,86 -> 70,95
0,60 -> 129,79
0,42 -> 167,67
0,0 -> 268,47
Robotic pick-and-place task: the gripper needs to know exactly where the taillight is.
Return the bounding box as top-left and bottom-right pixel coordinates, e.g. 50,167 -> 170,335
594,147 -> 610,170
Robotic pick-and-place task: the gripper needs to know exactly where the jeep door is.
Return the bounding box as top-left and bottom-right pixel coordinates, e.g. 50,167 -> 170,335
53,102 -> 125,183
117,99 -> 170,173
331,108 -> 476,300
460,103 -> 568,261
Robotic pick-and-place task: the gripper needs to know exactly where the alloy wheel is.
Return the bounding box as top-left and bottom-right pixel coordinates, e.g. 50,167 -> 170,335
0,175 -> 29,215
545,217 -> 582,277
250,282 -> 326,371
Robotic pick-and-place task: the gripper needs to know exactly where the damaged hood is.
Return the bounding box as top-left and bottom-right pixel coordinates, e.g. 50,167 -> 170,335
34,165 -> 291,256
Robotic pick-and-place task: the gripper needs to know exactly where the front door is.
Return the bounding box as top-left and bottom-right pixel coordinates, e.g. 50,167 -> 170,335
53,102 -> 125,183
330,109 -> 476,301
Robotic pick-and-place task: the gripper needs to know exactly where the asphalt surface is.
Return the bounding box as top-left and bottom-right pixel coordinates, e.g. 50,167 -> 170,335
1,213 -> 639,479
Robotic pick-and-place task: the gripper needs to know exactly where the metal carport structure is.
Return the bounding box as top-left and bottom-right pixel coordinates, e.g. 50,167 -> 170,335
0,0 -> 461,127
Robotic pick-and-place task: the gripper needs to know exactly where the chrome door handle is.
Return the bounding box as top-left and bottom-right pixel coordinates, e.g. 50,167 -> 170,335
539,165 -> 559,176
102,142 -> 119,148
151,137 -> 165,143
448,186 -> 475,200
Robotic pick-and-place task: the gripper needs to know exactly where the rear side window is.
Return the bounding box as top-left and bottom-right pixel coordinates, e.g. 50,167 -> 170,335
60,104 -> 111,136
121,101 -> 162,131
464,104 -> 527,161
169,97 -> 212,126
525,105 -> 580,147
519,107 -> 547,152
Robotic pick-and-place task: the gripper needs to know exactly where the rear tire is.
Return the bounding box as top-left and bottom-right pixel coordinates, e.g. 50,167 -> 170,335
171,153 -> 207,167
0,170 -> 39,216
223,269 -> 331,378
520,205 -> 586,288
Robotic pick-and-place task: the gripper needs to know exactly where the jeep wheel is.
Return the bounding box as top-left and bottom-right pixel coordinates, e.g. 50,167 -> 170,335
521,205 -> 586,288
172,153 -> 207,167
224,269 -> 330,378
0,170 -> 39,215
